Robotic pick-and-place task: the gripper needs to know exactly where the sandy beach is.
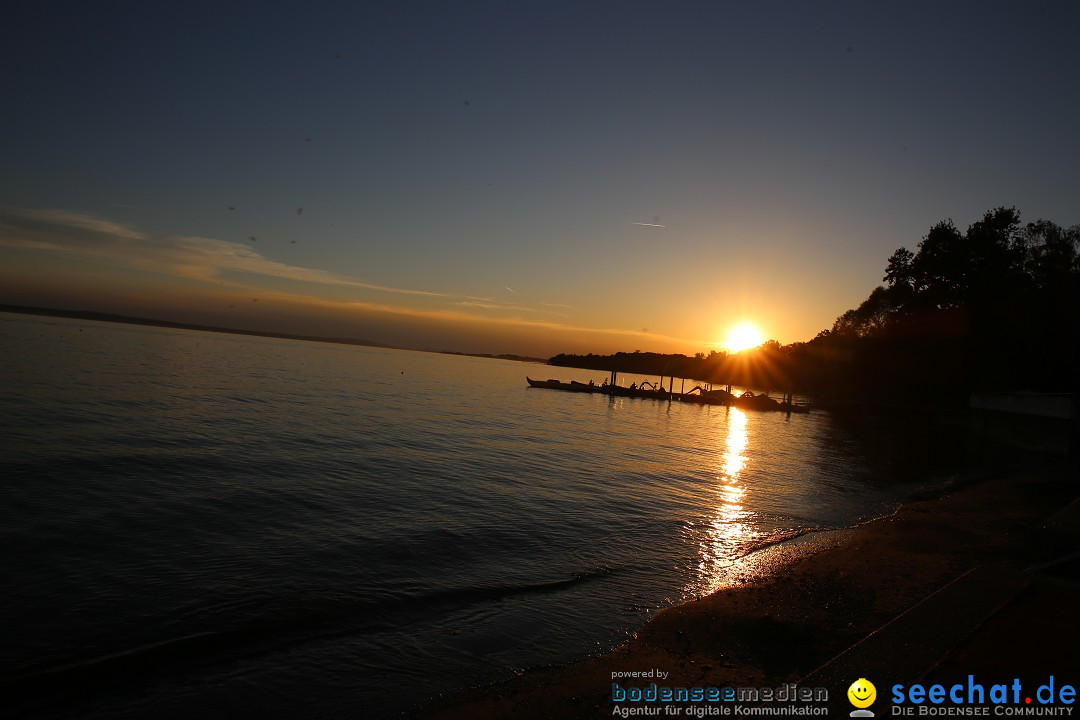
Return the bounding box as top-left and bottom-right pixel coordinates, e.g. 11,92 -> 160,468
410,456 -> 1078,719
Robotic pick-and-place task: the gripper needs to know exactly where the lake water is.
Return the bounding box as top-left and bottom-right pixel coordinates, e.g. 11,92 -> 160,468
0,313 -> 921,719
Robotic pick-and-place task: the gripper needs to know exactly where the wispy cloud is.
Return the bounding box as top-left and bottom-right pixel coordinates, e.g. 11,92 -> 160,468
454,300 -> 571,316
0,207 -> 454,300
1,207 -> 146,245
283,291 -> 692,345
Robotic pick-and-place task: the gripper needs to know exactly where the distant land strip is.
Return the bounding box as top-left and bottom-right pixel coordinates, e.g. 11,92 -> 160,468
437,350 -> 548,363
0,304 -> 401,348
0,304 -> 547,363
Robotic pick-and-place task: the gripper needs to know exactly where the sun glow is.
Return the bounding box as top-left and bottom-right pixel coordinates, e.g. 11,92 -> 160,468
723,322 -> 764,353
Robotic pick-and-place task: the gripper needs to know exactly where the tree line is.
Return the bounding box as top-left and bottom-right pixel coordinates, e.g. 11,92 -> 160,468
550,207 -> 1079,403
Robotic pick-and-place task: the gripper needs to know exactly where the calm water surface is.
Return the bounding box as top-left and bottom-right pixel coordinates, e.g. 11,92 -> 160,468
1,313 -> 918,718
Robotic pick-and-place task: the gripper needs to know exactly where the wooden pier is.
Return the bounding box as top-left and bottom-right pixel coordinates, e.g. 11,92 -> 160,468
525,376 -> 809,414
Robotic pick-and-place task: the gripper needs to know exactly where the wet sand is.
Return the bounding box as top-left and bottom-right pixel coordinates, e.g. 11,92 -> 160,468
409,458 -> 1077,719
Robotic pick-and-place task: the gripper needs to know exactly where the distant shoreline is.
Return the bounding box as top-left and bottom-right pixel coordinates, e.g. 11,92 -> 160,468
436,350 -> 548,364
0,304 -> 547,363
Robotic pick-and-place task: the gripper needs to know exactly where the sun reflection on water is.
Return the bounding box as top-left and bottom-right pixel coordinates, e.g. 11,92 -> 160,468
688,407 -> 763,596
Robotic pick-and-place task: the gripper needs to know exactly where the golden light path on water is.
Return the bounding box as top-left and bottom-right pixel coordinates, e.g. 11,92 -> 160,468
692,407 -> 764,596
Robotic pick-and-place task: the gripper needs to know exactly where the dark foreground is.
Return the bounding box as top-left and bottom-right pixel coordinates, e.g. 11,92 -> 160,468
409,456 -> 1079,719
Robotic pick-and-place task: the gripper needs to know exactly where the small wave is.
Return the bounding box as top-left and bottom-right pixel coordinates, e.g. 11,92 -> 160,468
739,526 -> 827,557
422,566 -> 616,605
1,630 -> 226,702
2,568 -> 619,702
7,631 -> 219,682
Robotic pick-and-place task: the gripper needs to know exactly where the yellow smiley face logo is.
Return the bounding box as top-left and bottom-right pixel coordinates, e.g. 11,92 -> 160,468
848,678 -> 876,708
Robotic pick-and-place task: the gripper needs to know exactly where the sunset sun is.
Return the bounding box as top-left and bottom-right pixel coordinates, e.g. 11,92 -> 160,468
723,322 -> 765,353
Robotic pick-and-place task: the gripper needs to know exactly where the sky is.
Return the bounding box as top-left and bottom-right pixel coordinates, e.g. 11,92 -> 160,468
2,1 -> 1078,357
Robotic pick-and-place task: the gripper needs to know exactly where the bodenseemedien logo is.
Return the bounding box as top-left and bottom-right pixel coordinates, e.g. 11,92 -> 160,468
849,678 -> 877,717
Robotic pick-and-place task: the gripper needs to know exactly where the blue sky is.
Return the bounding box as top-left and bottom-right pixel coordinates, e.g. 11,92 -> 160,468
3,1 -> 1078,356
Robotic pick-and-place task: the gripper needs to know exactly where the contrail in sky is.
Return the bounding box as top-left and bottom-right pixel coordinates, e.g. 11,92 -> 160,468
629,222 -> 666,228
504,286 -> 515,292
